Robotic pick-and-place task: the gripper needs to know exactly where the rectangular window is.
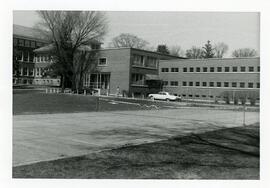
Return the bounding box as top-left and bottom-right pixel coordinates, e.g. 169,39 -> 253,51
217,67 -> 222,72
224,82 -> 229,87
210,67 -> 214,72
29,69 -> 34,76
13,38 -> 18,46
30,41 -> 36,48
98,58 -> 107,66
171,67 -> 179,72
202,82 -> 207,87
240,82 -> 245,88
195,95 -> 200,98
257,83 -> 260,88
202,95 -> 207,98
249,66 -> 254,72
145,56 -> 157,68
23,67 -> 28,76
209,82 -> 214,87
161,68 -> 169,72
232,67 -> 238,72
232,82 -> 237,87
182,81 -> 187,86
189,67 -> 194,72
248,82 -> 254,88
188,94 -> 193,97
133,55 -> 144,66
23,51 -> 28,62
25,40 -> 30,47
217,82 -> 221,87
196,67 -> 200,72
195,82 -> 200,86
19,39 -> 24,46
203,67 -> 207,72
257,66 -> 260,72
131,74 -> 145,85
189,82 -> 193,86
240,66 -> 246,72
163,81 -> 168,86
183,67 -> 187,72
170,81 -> 178,86
225,67 -> 230,72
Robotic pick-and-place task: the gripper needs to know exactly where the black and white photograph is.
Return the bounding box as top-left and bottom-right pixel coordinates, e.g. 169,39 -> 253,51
1,0 -> 270,187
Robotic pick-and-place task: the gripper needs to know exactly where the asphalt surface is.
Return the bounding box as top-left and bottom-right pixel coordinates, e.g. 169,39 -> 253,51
13,108 -> 259,166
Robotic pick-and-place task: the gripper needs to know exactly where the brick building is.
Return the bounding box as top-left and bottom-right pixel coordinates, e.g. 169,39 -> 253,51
34,46 -> 180,96
82,48 -> 180,96
159,57 -> 260,102
13,25 -> 47,85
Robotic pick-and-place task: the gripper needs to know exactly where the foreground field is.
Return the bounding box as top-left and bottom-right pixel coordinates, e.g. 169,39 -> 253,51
13,124 -> 259,179
13,90 -> 179,115
13,108 -> 259,166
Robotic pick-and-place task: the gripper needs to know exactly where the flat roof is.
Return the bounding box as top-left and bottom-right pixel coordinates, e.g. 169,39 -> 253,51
160,57 -> 260,62
97,47 -> 185,59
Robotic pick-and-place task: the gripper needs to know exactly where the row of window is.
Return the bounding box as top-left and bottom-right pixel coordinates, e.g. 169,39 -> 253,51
161,66 -> 260,73
13,38 -> 45,48
132,54 -> 158,68
163,81 -> 260,88
35,55 -> 53,63
16,51 -> 34,62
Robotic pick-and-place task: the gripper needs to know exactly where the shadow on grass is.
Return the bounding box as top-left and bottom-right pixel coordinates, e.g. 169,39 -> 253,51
13,123 -> 259,179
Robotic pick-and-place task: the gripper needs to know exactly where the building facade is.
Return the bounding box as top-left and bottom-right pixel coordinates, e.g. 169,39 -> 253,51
159,57 -> 260,102
13,25 -> 47,85
82,48 -> 180,97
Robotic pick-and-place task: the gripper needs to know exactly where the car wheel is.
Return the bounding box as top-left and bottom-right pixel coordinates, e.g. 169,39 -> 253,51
166,98 -> 170,102
150,96 -> 154,101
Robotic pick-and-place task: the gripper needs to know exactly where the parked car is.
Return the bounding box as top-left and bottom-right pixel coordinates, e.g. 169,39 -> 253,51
148,91 -> 179,101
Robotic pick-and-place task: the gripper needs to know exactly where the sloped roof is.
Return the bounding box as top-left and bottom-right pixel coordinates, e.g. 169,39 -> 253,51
13,24 -> 46,41
34,44 -> 95,53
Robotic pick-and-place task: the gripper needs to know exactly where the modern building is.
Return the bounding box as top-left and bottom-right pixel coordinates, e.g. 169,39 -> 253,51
13,24 -> 260,102
34,46 -> 181,96
159,57 -> 260,102
13,25 -> 48,85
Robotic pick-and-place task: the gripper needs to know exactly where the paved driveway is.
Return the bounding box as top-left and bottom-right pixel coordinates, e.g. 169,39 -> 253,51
13,108 -> 259,166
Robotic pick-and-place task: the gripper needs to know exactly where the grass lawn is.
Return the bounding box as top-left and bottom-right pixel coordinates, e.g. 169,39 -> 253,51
13,124 -> 259,179
13,90 -> 174,115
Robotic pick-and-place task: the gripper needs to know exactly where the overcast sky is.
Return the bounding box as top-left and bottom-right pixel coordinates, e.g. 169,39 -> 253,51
13,11 -> 259,57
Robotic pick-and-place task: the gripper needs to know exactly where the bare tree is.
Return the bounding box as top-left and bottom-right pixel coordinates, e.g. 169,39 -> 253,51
214,42 -> 229,58
232,48 -> 258,57
37,11 -> 108,90
169,45 -> 185,57
110,33 -> 149,49
185,46 -> 204,59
